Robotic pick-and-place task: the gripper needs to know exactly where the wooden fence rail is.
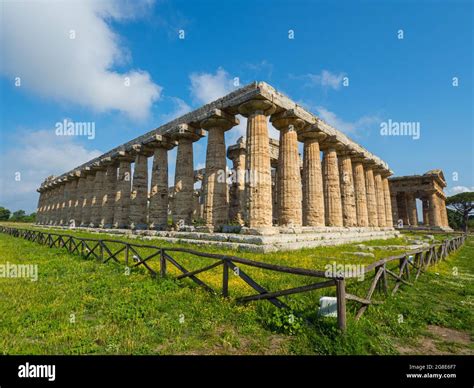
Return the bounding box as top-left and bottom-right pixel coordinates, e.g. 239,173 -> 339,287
0,226 -> 466,331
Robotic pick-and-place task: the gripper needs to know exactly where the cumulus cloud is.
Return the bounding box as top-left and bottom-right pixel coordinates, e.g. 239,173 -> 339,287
0,130 -> 102,212
294,70 -> 346,90
189,67 -> 237,104
446,186 -> 474,195
316,106 -> 380,134
0,0 -> 161,120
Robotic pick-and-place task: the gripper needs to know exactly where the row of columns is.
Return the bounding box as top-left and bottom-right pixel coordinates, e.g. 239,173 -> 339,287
393,191 -> 449,228
37,102 -> 394,231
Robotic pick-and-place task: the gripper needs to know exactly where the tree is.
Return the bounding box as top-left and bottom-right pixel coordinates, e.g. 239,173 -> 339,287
446,192 -> 474,232
10,210 -> 26,221
0,207 -> 11,221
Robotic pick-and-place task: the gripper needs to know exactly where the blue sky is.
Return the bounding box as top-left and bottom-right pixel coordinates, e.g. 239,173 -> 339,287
0,0 -> 472,213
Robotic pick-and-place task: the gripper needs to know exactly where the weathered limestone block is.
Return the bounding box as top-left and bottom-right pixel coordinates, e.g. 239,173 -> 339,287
81,173 -> 95,226
406,192 -> 418,226
227,140 -> 246,225
382,176 -> 393,227
201,110 -> 238,229
364,165 -> 378,227
114,159 -> 132,229
322,144 -> 343,227
374,172 -> 387,227
100,165 -> 117,228
129,149 -> 149,230
238,99 -> 276,229
90,169 -> 105,227
271,110 -> 305,227
338,153 -> 357,227
149,143 -> 172,230
352,160 -> 369,227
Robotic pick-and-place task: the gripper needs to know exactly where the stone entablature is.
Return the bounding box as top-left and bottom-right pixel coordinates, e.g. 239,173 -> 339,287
36,81 -> 396,234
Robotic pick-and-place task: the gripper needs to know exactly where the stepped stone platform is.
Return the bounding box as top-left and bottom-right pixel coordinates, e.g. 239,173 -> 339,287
38,225 -> 400,253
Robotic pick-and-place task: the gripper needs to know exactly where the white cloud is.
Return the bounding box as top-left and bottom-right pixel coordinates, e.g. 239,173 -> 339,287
0,0 -> 161,120
316,106 -> 380,134
0,130 -> 102,213
296,70 -> 346,90
446,186 -> 474,195
189,67 -> 236,104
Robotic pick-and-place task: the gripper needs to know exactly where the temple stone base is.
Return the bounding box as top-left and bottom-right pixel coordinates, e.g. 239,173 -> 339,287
396,225 -> 453,232
37,225 -> 399,253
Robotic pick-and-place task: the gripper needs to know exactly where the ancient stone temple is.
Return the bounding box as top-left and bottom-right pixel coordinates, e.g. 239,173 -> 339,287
389,170 -> 452,231
36,82 -> 406,252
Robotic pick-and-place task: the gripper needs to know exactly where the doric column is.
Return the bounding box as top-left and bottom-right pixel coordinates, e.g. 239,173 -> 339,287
373,170 -> 386,227
352,155 -> 369,227
428,192 -> 442,227
422,198 -> 430,226
391,192 -> 399,226
55,184 -> 63,225
100,160 -> 117,228
364,162 -> 378,227
406,192 -> 418,227
271,110 -> 305,227
49,186 -> 57,225
80,169 -> 94,227
227,138 -> 247,225
35,190 -> 43,224
439,196 -> 449,227
200,109 -> 239,229
59,177 -> 70,225
321,137 -> 343,227
338,150 -> 357,227
43,185 -> 51,225
129,145 -> 150,230
113,152 -> 133,229
382,174 -> 393,227
74,173 -> 86,226
169,125 -> 204,228
66,175 -> 78,226
238,99 -> 276,229
89,165 -> 106,228
397,193 -> 409,226
148,135 -> 175,230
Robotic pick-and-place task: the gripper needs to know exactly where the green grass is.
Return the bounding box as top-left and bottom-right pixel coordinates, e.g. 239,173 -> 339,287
0,224 -> 472,355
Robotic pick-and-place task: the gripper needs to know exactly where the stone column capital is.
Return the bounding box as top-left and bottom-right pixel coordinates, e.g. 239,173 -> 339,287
200,109 -> 239,132
238,98 -> 276,117
168,123 -> 205,142
143,134 -> 177,150
270,109 -> 306,131
227,138 -> 246,160
297,123 -> 328,143
319,135 -> 345,152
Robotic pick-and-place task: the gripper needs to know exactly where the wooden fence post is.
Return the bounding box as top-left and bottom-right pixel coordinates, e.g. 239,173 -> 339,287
336,278 -> 347,331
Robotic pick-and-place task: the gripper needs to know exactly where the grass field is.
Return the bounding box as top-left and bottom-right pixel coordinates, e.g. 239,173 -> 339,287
0,224 -> 472,355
